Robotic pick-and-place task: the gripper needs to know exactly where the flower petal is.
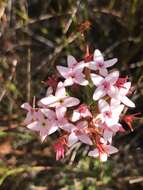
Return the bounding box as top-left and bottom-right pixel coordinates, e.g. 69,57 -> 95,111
93,86 -> 106,101
21,102 -> 31,111
64,77 -> 74,86
68,132 -> 78,146
99,68 -> 108,77
111,123 -> 124,133
112,104 -> 124,117
88,149 -> 99,157
63,97 -> 80,107
103,129 -> 113,143
98,99 -> 110,113
87,60 -> 98,70
119,82 -> 131,96
56,66 -> 70,78
73,63 -> 84,73
40,128 -> 48,142
60,122 -> 75,132
23,112 -> 33,124
46,86 -> 53,96
27,121 -> 41,131
105,70 -> 119,85
90,73 -> 104,86
75,75 -> 89,86
105,117 -> 120,126
78,134 -> 93,145
107,145 -> 118,154
71,110 -> 81,122
121,96 -> 135,107
110,98 -> 121,107
93,49 -> 104,62
76,121 -> 88,129
55,82 -> 66,98
48,123 -> 58,135
41,108 -> 56,120
67,55 -> 77,68
104,58 -> 118,68
100,152 -> 108,162
56,105 -> 67,120
40,95 -> 59,107
108,86 -> 118,99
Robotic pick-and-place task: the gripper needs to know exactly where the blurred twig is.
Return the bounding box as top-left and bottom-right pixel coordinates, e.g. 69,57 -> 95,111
22,28 -> 54,48
63,0 -> 81,34
15,13 -> 72,30
27,48 -> 31,102
34,32 -> 80,75
0,1 -> 6,19
69,142 -> 81,165
0,59 -> 17,102
129,176 -> 143,184
93,8 -> 122,18
33,1 -> 82,74
104,37 -> 141,55
0,166 -> 50,186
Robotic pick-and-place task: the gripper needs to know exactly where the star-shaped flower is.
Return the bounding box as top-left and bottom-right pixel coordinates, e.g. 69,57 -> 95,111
57,55 -> 88,86
91,70 -> 119,101
88,49 -> 117,76
39,82 -> 80,120
88,144 -> 118,162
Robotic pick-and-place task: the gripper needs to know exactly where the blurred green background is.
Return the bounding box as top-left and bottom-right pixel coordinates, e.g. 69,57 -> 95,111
0,0 -> 143,190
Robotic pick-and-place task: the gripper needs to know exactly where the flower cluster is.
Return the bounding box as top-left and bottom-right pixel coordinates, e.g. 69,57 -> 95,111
21,49 -> 136,162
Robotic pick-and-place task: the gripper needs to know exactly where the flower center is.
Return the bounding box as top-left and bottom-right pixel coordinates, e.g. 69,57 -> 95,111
97,62 -> 104,68
105,111 -> 112,118
116,77 -> 128,88
75,129 -> 82,135
103,81 -> 110,89
78,104 -> 87,113
59,99 -> 64,104
42,122 -> 46,127
68,70 -> 75,78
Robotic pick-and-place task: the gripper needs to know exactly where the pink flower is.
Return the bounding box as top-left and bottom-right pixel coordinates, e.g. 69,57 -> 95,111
123,113 -> 141,131
115,77 -> 128,88
57,55 -> 88,86
46,75 -> 58,89
54,138 -> 67,160
91,70 -> 119,100
114,82 -> 135,108
83,44 -> 93,63
84,53 -> 93,63
102,123 -> 124,143
71,104 -> 92,122
27,109 -> 59,142
21,103 -> 40,124
39,82 -> 80,120
88,49 -> 117,76
46,86 -> 53,96
63,121 -> 93,146
98,99 -> 124,126
41,108 -> 75,132
88,144 -> 118,162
